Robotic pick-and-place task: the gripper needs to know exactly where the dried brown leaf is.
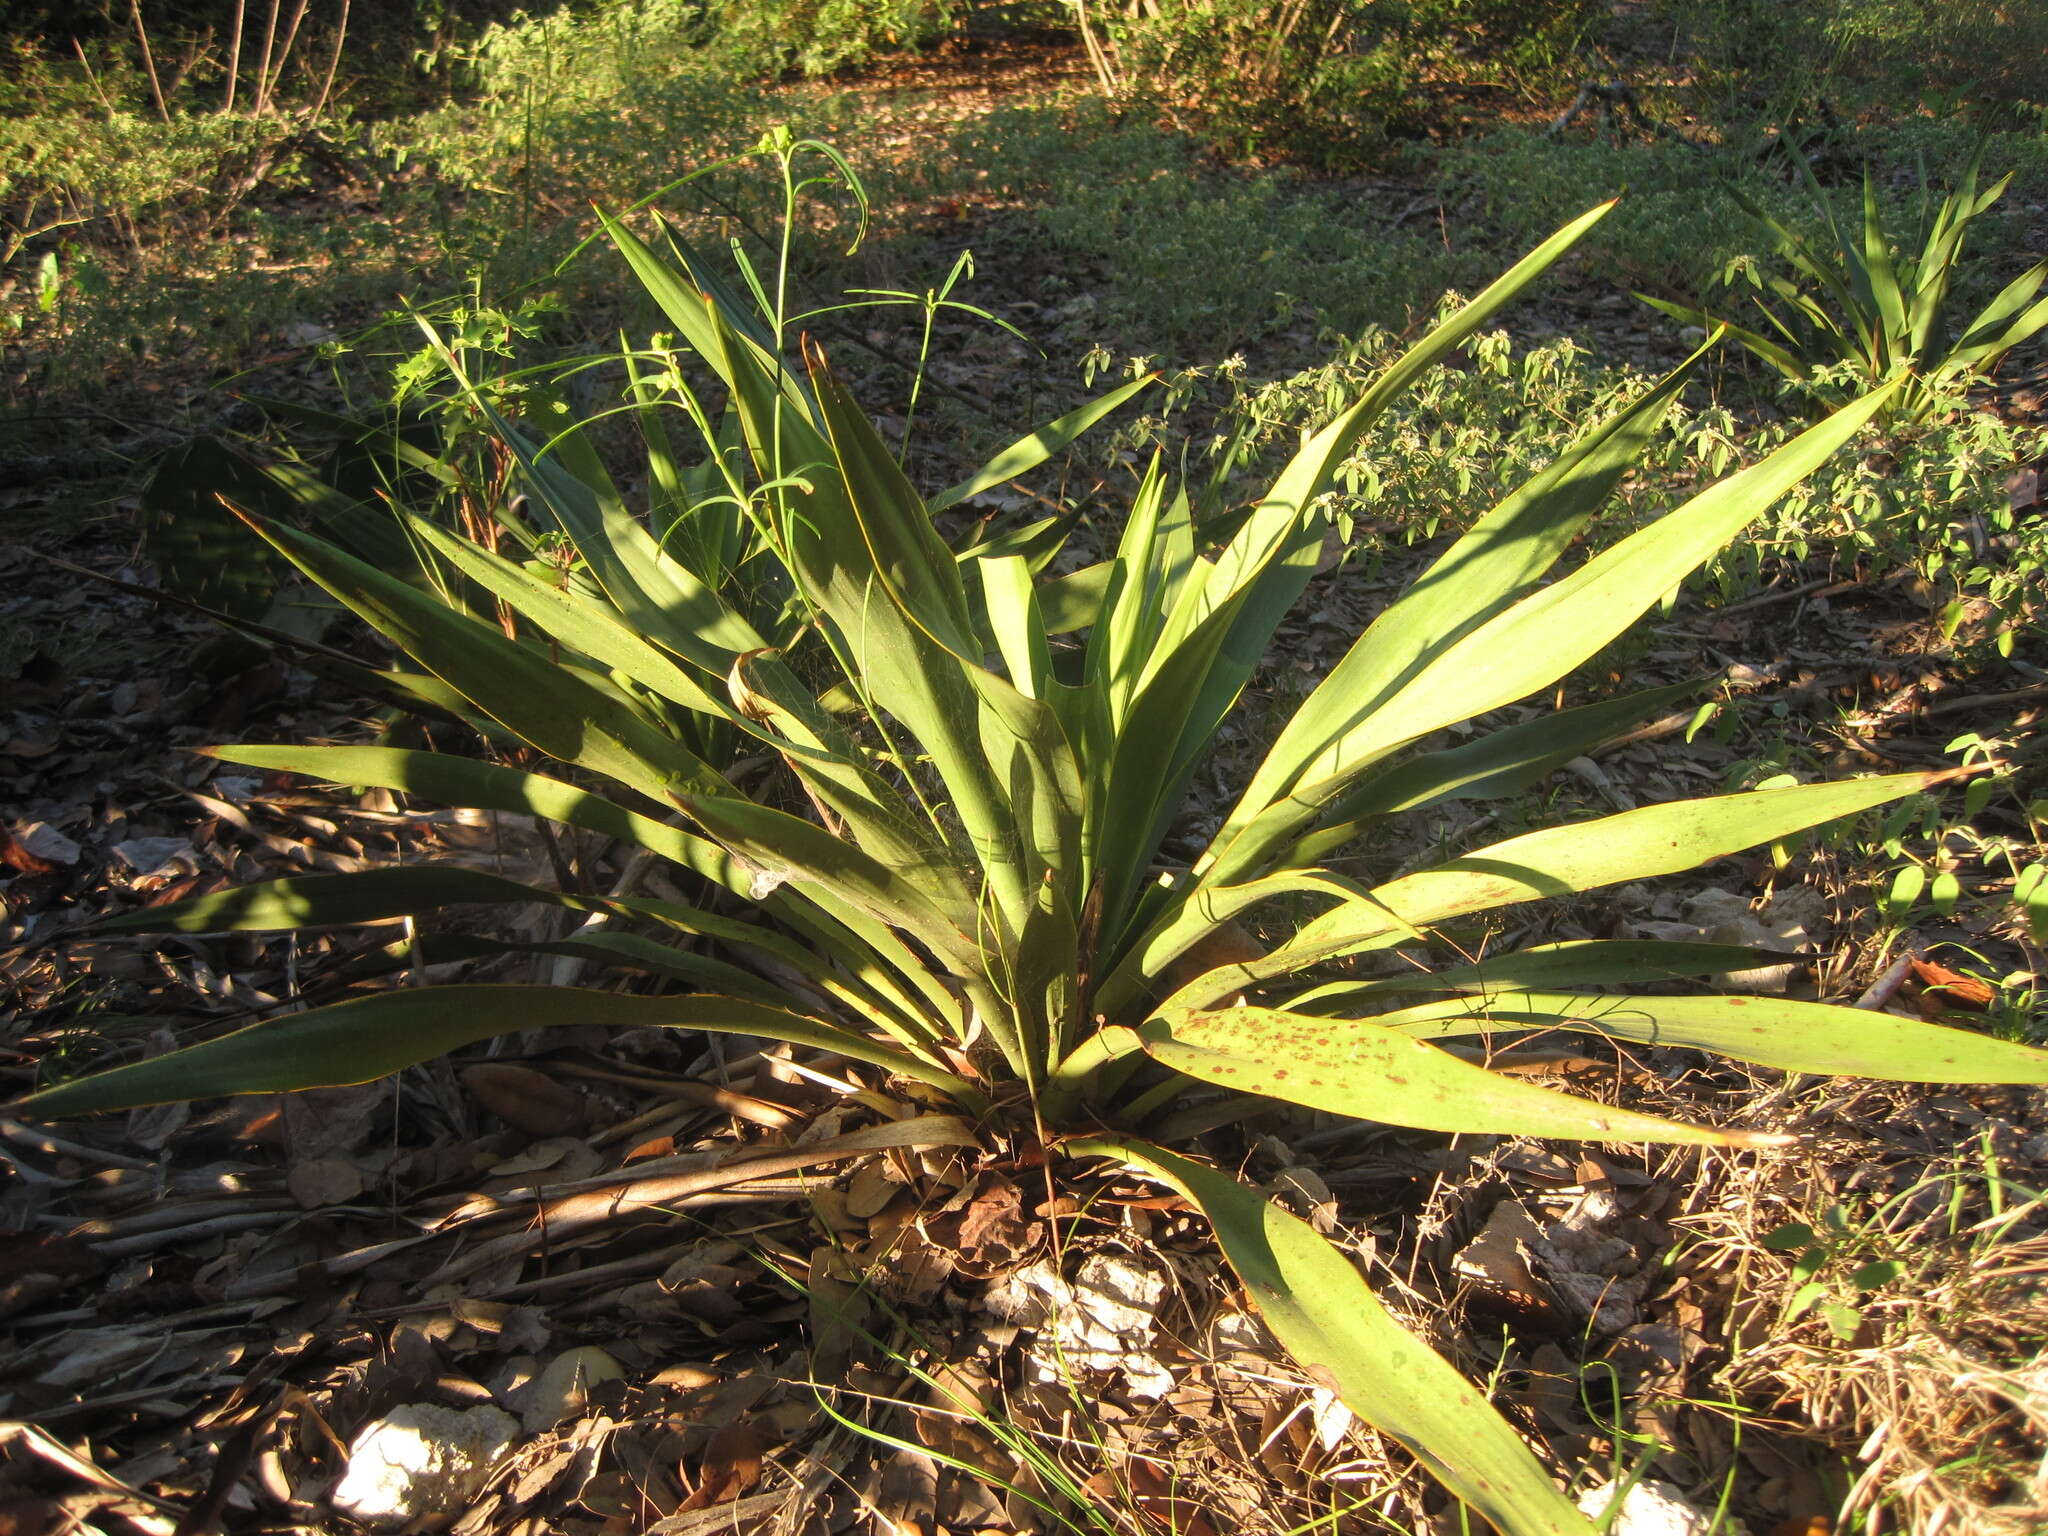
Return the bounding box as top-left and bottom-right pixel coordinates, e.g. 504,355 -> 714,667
464,1063 -> 591,1136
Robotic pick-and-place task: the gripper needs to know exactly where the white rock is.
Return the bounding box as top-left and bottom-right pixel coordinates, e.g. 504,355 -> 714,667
983,1253 -> 1174,1399
333,1403 -> 519,1529
1575,1478 -> 1718,1536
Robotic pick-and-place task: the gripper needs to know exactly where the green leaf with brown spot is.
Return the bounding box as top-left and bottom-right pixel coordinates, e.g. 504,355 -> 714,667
1136,1007 -> 1780,1145
1375,991 -> 2048,1084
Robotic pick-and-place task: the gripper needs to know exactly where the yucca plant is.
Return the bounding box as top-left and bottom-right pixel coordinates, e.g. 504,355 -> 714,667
1640,144 -> 2048,426
22,164 -> 2048,1534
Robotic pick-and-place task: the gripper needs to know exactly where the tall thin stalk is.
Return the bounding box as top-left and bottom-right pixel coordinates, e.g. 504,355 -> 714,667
128,0 -> 171,122
1069,0 -> 1124,99
71,38 -> 119,119
256,0 -> 312,114
250,0 -> 283,115
306,0 -> 351,128
223,0 -> 247,113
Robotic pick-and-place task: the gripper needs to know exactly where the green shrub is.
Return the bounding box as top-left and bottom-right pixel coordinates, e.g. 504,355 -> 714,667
1663,0 -> 2048,118
1215,315 -> 2048,638
719,0 -> 962,74
1078,0 -> 1601,165
1441,126 -> 2048,313
0,109 -> 304,247
1439,132 -> 1822,297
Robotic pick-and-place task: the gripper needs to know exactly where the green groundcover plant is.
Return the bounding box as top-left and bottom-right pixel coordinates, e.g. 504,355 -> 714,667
22,140 -> 2048,1535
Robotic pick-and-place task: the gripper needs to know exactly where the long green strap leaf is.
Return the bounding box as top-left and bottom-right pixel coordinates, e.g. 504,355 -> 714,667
726,651 -> 979,921
1214,343 -> 1708,873
1093,869 -> 1375,1022
1285,938 -> 1788,1011
1070,1138 -> 1596,1536
239,515 -> 725,808
930,373 -> 1156,513
1165,200 -> 1618,667
676,791 -> 985,975
1292,678 -> 1707,864
332,929 -> 804,1009
90,864 -> 578,935
15,986 -> 968,1118
715,316 -> 1011,928
206,743 -> 747,891
1174,769 -> 1942,1007
404,514 -> 731,719
807,344 -> 1071,939
1638,294 -> 1806,378
1130,1009 -> 1775,1145
81,860 -> 882,1010
1376,991 -> 2048,1084
1196,379 -> 1900,892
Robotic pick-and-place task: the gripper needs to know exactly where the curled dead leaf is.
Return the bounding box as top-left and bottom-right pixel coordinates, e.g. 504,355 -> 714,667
462,1063 -> 590,1136
677,1422 -> 765,1511
1908,957 -> 1995,1013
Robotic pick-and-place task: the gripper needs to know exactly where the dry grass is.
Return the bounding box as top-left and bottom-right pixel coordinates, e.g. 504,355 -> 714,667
1673,1080 -> 2048,1534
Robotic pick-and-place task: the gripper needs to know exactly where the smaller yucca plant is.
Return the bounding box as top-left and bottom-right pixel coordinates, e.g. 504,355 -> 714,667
1641,143 -> 2048,425
21,144 -> 2048,1536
